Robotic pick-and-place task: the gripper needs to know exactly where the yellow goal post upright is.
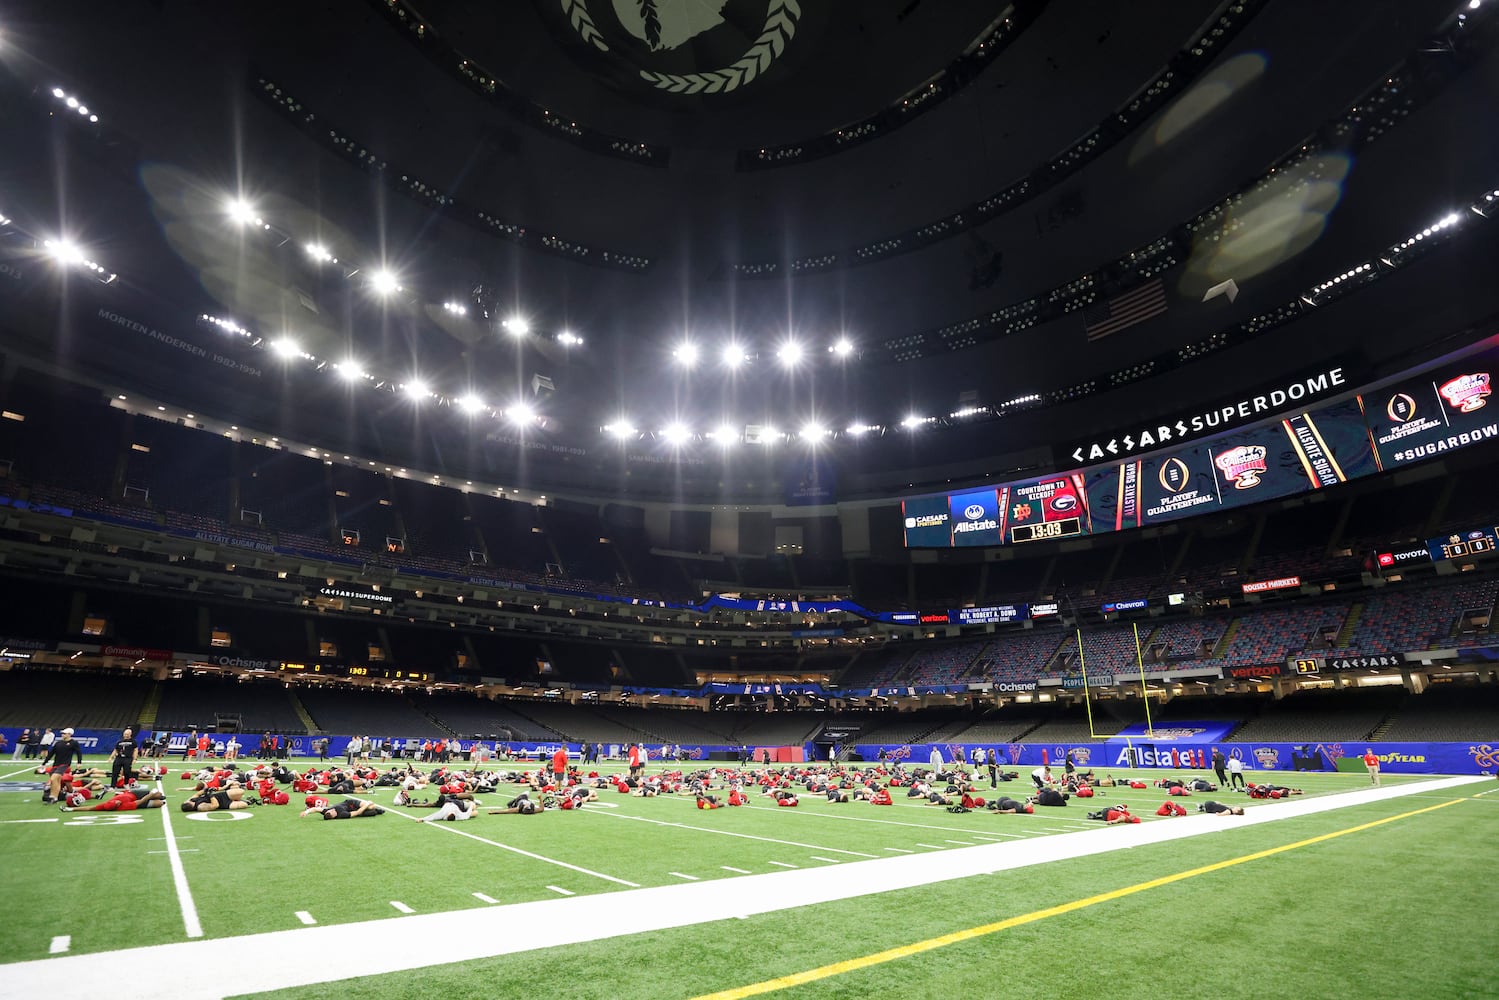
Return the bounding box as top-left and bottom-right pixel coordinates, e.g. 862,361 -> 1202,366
1075,622 -> 1155,750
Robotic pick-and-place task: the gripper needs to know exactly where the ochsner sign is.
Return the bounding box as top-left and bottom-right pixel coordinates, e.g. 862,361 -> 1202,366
1066,367 -> 1349,464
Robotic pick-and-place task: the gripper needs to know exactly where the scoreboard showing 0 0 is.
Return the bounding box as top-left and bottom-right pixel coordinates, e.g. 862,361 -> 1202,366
1011,516 -> 1083,544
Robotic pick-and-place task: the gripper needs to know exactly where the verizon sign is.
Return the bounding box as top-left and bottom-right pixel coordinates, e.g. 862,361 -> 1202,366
1241,576 -> 1301,594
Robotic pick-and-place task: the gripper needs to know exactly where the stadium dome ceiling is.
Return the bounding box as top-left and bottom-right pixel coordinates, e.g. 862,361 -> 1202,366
0,0 -> 1496,499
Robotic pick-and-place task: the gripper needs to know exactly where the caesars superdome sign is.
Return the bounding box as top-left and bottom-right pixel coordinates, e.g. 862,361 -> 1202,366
547,0 -> 805,95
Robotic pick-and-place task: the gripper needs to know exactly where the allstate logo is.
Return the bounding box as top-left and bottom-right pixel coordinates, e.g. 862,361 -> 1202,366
964,504 -> 986,520
1253,747 -> 1280,769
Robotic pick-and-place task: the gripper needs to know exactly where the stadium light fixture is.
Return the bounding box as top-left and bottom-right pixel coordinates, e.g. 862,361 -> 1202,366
457,393 -> 487,414
673,342 -> 700,368
777,340 -> 805,368
502,316 -> 530,337
504,402 -> 536,425
709,424 -> 738,446
721,343 -> 748,369
557,330 -> 583,347
304,243 -> 335,264
800,421 -> 827,441
334,359 -> 364,382
604,420 -> 636,439
442,301 -> 468,316
226,198 -> 260,227
369,268 -> 401,296
403,379 -> 430,401
270,336 -> 302,359
902,413 -> 929,430
661,422 -> 691,445
43,238 -> 85,267
830,337 -> 855,357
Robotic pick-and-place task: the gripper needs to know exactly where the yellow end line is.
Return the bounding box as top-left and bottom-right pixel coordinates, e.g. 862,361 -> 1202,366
694,797 -> 1466,1000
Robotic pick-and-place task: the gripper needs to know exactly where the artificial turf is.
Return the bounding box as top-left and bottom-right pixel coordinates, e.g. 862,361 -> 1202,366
0,758 -> 1492,999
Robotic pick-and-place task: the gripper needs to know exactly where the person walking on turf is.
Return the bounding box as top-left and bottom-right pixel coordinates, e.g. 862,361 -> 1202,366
986,748 -> 999,789
43,728 -> 84,804
1212,747 -> 1229,788
1363,747 -> 1381,786
107,728 -> 138,791
1226,754 -> 1246,791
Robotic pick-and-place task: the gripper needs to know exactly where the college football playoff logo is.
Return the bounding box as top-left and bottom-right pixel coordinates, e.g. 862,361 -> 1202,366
1158,457 -> 1190,494
1385,392 -> 1417,423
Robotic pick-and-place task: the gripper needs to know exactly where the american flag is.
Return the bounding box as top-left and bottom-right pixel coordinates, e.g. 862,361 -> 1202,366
1083,277 -> 1168,341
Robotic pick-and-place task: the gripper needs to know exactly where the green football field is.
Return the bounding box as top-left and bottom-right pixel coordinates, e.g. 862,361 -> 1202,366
0,758 -> 1493,1000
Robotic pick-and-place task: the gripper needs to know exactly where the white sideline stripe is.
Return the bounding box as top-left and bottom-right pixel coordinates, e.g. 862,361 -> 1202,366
809,856 -> 840,864
944,840 -> 974,846
884,847 -> 914,853
547,886 -> 575,897
969,834 -> 1020,841
49,936 -> 69,954
767,861 -> 798,869
389,902 -> 414,914
721,866 -> 751,874
670,872 -> 700,881
368,799 -> 639,887
0,765 -> 43,781
472,893 -> 499,904
2,776 -> 1482,1000
295,912 -> 316,926
915,843 -> 945,849
597,811 -> 877,858
156,781 -> 203,939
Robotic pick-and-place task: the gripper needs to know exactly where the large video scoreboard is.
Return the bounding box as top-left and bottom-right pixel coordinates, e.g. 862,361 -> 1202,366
904,335 -> 1499,548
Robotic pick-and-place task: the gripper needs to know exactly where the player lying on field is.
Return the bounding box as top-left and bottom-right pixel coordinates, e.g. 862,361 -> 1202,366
1198,800 -> 1246,815
986,795 -> 1034,814
299,797 -> 385,819
181,787 -> 253,811
1246,783 -> 1303,798
488,792 -> 552,815
61,787 -> 167,811
1085,804 -> 1140,824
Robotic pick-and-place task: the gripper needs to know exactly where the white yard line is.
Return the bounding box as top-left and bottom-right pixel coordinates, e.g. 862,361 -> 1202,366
294,912 -> 316,926
368,799 -> 639,887
767,861 -> 798,868
808,856 -> 841,864
389,902 -> 414,914
49,936 -> 70,954
155,781 -> 203,939
472,893 -> 499,904
720,866 -> 751,874
547,886 -> 575,897
596,811 -> 878,858
0,765 -> 43,781
883,847 -> 914,853
1,776 -> 1482,1000
669,872 -> 700,881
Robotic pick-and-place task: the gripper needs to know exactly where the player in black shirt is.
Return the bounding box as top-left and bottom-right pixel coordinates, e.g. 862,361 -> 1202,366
108,729 -> 138,791
43,728 -> 85,804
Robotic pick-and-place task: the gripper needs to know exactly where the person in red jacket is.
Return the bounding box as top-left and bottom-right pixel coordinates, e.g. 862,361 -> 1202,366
551,745 -> 569,788
1156,801 -> 1188,817
1362,748 -> 1381,786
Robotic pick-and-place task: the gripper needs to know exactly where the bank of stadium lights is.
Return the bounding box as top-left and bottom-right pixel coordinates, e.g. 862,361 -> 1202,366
42,238 -> 117,283
456,393 -> 487,415
776,340 -> 804,368
708,424 -> 738,446
225,199 -> 268,230
368,268 -> 401,296
270,336 -> 311,361
603,420 -> 637,440
902,413 -> 935,430
845,422 -> 880,436
660,422 -> 691,446
304,243 -> 336,265
799,421 -> 828,442
501,316 -> 530,338
442,300 -> 468,316
672,342 -> 700,368
200,314 -> 253,341
720,343 -> 748,369
402,379 -> 431,401
504,402 -> 537,426
50,87 -> 99,123
556,330 -> 583,348
333,359 -> 369,382
829,337 -> 855,358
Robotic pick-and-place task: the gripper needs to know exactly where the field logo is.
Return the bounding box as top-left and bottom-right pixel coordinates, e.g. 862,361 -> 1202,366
1215,445 -> 1268,489
1386,392 -> 1417,423
1006,744 -> 1024,765
1439,372 -> 1491,413
1469,744 -> 1499,769
1252,747 -> 1280,769
1158,457 -> 1190,493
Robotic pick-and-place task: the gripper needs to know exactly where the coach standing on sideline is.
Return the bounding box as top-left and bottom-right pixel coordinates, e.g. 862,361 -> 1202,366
43,727 -> 84,804
108,728 -> 139,790
1212,747 -> 1229,788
